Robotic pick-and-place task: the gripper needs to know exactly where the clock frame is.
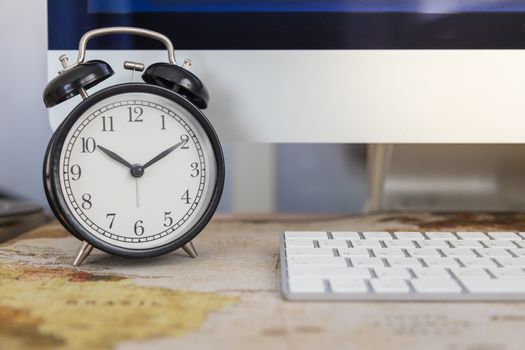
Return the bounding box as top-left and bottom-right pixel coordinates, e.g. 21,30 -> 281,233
44,83 -> 225,258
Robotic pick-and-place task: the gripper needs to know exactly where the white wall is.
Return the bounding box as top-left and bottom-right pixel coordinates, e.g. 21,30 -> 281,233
0,0 -> 50,205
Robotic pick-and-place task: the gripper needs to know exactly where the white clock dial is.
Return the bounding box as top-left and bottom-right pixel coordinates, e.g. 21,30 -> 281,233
57,91 -> 218,250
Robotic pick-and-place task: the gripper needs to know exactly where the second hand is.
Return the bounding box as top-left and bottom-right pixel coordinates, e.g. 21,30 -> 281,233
135,178 -> 140,208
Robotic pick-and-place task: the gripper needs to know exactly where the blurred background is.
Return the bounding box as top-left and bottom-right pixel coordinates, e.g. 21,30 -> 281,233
3,0 -> 525,215
0,0 -> 370,214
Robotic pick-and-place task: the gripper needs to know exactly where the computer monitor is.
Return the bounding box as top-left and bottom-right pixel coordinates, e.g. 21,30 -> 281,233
47,0 -> 525,143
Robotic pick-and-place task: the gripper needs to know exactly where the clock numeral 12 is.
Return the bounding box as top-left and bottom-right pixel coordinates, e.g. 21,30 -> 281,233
80,137 -> 96,153
181,190 -> 192,204
128,107 -> 144,122
101,116 -> 115,132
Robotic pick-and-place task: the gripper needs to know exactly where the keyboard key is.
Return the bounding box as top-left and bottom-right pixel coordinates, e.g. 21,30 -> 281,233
488,267 -> 525,278
450,240 -> 483,248
362,232 -> 392,240
423,257 -> 459,267
412,267 -> 450,279
288,278 -> 325,293
350,240 -> 382,248
418,240 -> 449,248
331,231 -> 360,239
484,240 -> 517,248
287,248 -> 335,256
406,248 -> 440,257
337,248 -> 370,257
460,278 -> 525,293
483,240 -> 517,249
285,231 -> 327,239
351,257 -> 385,267
450,267 -> 490,279
385,240 -> 415,248
509,248 -> 525,257
371,248 -> 405,257
288,266 -> 371,278
476,248 -> 511,258
441,248 -> 476,257
287,256 -> 347,267
370,279 -> 410,293
426,232 -> 457,240
318,240 -> 348,248
456,232 -> 489,240
285,239 -> 315,247
374,267 -> 411,279
514,240 -> 525,249
518,232 -> 525,240
487,232 -> 520,240
497,257 -> 525,267
387,257 -> 421,268
330,279 -> 368,293
459,257 -> 497,268
411,278 -> 462,293
394,232 -> 424,240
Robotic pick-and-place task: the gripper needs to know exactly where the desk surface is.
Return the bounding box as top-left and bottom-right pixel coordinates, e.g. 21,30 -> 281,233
1,212 -> 525,350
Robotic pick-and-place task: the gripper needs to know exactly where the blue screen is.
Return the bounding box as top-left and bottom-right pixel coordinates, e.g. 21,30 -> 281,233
88,0 -> 525,14
49,0 -> 525,50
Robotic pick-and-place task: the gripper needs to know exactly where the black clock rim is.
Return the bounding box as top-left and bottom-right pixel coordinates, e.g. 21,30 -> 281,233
45,83 -> 225,258
43,126 -> 85,241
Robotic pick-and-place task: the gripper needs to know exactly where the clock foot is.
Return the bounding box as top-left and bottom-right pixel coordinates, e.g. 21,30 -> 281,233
73,241 -> 93,267
182,241 -> 198,258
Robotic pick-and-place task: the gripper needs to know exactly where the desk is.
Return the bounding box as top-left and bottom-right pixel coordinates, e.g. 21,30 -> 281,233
1,212 -> 525,350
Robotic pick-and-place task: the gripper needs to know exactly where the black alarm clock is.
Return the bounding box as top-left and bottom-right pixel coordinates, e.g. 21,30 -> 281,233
42,27 -> 224,266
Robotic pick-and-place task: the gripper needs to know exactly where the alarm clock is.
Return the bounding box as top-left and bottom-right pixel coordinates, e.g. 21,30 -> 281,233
42,27 -> 224,266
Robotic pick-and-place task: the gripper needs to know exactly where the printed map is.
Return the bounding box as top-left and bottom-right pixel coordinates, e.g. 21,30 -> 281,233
2,213 -> 525,350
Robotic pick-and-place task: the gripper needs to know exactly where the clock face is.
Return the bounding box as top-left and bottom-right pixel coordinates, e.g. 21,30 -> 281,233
51,85 -> 222,253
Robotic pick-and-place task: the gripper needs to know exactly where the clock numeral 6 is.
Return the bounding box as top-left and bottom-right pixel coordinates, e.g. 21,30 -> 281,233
101,116 -> 115,132
70,164 -> 81,181
180,134 -> 190,149
163,211 -> 173,227
181,190 -> 192,204
80,137 -> 96,153
128,106 -> 144,122
81,193 -> 92,210
106,213 -> 116,229
134,220 -> 145,236
190,162 -> 199,178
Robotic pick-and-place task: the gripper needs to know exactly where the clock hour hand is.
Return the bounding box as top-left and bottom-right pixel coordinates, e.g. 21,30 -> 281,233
143,140 -> 185,170
97,145 -> 133,169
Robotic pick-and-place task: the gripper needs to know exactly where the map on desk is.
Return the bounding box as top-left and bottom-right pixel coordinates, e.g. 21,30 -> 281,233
2,213 -> 525,350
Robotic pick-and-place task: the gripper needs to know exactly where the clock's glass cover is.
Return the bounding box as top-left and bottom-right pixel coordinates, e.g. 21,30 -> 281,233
58,91 -> 217,249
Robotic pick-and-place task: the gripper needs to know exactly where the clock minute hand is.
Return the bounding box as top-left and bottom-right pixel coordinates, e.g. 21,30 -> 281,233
97,145 -> 133,169
143,140 -> 185,170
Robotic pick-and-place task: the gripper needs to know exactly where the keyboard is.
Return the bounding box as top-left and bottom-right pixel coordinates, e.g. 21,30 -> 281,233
280,231 -> 525,301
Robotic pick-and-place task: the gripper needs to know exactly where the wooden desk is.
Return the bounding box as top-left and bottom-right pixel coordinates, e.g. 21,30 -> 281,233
1,212 -> 525,350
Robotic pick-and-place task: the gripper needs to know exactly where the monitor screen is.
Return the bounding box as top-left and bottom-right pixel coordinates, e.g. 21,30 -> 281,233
47,0 -> 525,144
49,0 -> 525,50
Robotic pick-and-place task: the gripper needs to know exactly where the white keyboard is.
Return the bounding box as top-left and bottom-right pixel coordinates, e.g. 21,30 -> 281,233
280,231 -> 525,301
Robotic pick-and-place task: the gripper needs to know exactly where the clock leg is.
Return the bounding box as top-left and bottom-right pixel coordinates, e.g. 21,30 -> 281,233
182,241 -> 198,258
73,241 -> 93,267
